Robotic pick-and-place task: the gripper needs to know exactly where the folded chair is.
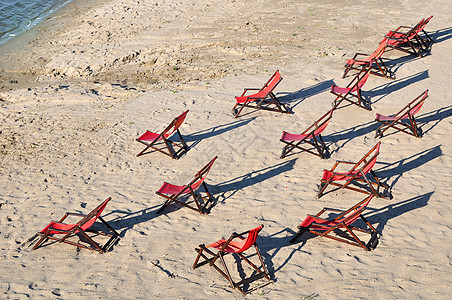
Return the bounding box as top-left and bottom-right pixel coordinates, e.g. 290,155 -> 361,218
331,65 -> 372,111
280,108 -> 333,159
232,70 -> 292,118
290,195 -> 379,251
192,225 -> 271,295
342,41 -> 393,79
156,156 -> 217,214
317,142 -> 389,199
375,90 -> 428,138
31,197 -> 120,253
382,17 -> 431,57
136,110 -> 189,158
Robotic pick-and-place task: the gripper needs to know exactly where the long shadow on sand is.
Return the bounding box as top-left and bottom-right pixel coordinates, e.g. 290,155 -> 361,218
429,26 -> 452,43
366,70 -> 429,104
326,121 -> 380,155
375,145 -> 442,189
276,79 -> 334,110
103,204 -> 162,237
365,192 -> 433,233
325,104 -> 451,153
259,192 -> 433,275
212,159 -> 297,202
184,117 -> 256,149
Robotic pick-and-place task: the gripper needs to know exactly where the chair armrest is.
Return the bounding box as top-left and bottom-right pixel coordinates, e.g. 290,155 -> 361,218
66,212 -> 86,217
307,214 -> 329,221
353,59 -> 371,63
353,52 -> 370,58
241,88 -> 261,97
58,212 -> 86,223
337,160 -> 356,165
232,232 -> 246,240
328,160 -> 355,172
322,207 -> 345,213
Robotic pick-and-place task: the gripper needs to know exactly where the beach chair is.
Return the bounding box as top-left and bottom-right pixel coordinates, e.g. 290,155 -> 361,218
417,16 -> 434,48
280,108 -> 333,159
382,17 -> 431,57
136,110 -> 189,159
31,197 -> 120,253
342,41 -> 393,79
232,70 -> 292,118
331,66 -> 372,111
192,225 -> 271,295
317,142 -> 389,199
289,195 -> 379,251
375,90 -> 428,138
156,156 -> 217,214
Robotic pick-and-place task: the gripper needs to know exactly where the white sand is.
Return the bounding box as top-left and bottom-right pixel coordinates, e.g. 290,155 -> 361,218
1,0 -> 451,298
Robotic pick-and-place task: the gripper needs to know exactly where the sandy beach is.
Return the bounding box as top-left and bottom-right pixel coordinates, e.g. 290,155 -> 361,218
1,0 -> 451,298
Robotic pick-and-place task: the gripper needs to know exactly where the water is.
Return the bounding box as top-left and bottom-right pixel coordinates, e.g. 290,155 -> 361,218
0,0 -> 72,46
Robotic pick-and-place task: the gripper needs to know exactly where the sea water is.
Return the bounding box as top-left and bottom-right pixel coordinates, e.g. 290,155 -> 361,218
0,0 -> 72,46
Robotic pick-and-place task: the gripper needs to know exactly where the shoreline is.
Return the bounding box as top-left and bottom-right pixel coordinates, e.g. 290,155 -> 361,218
0,0 -> 111,92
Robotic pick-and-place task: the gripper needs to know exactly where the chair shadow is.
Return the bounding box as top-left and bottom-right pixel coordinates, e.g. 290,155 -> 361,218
417,105 -> 452,136
327,104 -> 452,147
259,227 -> 312,275
184,117 -> 256,149
429,27 -> 452,44
375,145 -> 442,189
212,159 -> 297,202
327,120 -> 380,154
366,70 -> 429,104
260,193 -> 432,274
382,54 -> 421,75
364,192 -> 433,233
276,79 -> 334,110
102,204 -> 162,237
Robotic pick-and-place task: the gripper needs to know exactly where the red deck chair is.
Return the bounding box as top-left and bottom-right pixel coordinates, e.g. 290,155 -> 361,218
375,90 -> 428,138
192,225 -> 271,295
31,197 -> 120,253
136,110 -> 189,159
381,17 -> 430,57
331,66 -> 372,111
417,16 -> 434,48
342,41 -> 393,79
280,108 -> 333,159
317,142 -> 389,199
156,156 -> 217,214
289,195 -> 379,251
232,70 -> 292,118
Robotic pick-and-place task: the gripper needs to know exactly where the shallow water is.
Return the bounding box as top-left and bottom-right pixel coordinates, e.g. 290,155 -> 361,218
0,0 -> 72,45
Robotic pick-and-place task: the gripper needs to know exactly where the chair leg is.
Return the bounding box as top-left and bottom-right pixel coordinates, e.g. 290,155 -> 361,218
233,103 -> 246,118
290,226 -> 308,243
31,232 -> 50,250
136,143 -> 151,157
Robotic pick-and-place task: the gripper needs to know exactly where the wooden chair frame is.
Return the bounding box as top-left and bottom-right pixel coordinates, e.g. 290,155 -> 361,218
280,108 -> 333,159
31,197 -> 120,253
233,70 -> 292,118
290,195 -> 379,251
156,156 -> 217,214
192,225 -> 270,295
417,16 -> 434,49
383,17 -> 431,57
317,142 -> 389,199
136,110 -> 189,159
331,66 -> 372,111
375,90 -> 428,138
343,41 -> 393,79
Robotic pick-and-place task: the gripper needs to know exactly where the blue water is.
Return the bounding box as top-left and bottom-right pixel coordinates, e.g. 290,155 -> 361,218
0,0 -> 72,45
